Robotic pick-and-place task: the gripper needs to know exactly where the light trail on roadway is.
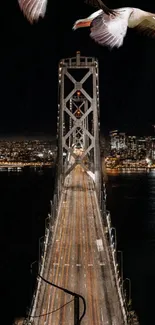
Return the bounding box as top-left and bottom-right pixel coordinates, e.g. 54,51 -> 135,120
33,165 -> 125,325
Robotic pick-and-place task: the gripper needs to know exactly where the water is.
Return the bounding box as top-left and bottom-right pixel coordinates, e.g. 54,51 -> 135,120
0,167 -> 55,325
106,170 -> 155,325
0,168 -> 154,324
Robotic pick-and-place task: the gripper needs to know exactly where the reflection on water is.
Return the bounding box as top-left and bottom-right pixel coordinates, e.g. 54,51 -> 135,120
106,170 -> 155,325
0,166 -> 50,173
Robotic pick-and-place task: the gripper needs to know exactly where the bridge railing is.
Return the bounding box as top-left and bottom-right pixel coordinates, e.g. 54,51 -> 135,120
101,189 -> 139,325
23,174 -> 139,325
23,193 -> 59,325
105,210 -> 128,323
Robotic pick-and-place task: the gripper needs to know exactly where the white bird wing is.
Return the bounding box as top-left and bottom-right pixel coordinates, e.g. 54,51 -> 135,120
18,0 -> 48,23
90,10 -> 129,48
136,15 -> 155,37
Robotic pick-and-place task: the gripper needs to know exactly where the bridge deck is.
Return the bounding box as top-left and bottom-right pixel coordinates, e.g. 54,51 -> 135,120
34,166 -> 125,325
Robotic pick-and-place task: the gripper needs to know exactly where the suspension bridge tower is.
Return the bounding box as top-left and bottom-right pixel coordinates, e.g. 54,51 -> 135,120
57,51 -> 101,202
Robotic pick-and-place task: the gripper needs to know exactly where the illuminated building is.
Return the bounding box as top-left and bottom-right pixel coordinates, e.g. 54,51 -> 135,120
151,136 -> 155,160
109,130 -> 126,157
126,136 -> 137,159
0,139 -> 57,164
107,131 -> 155,167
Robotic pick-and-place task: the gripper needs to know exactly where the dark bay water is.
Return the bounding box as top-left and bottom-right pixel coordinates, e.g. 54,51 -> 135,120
0,167 -> 55,325
0,168 -> 154,324
106,170 -> 155,325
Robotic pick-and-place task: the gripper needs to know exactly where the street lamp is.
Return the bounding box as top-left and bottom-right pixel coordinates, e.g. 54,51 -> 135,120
110,227 -> 117,251
29,263 -> 86,325
50,200 -> 53,216
117,250 -> 123,291
38,273 -> 86,325
45,213 -> 51,228
124,278 -> 132,307
30,261 -> 38,274
39,236 -> 45,271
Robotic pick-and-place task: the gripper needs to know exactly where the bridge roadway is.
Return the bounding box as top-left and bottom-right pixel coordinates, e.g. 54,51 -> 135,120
34,165 -> 125,325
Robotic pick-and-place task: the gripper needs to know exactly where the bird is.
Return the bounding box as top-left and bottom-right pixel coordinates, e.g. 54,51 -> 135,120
18,0 -> 48,23
73,2 -> 155,49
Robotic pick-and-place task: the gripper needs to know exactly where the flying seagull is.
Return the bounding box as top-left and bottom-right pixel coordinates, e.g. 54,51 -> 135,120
73,2 -> 155,48
18,0 -> 48,22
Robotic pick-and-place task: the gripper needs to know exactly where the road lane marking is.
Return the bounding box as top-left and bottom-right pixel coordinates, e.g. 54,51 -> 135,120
101,308 -> 104,322
88,264 -> 93,266
96,238 -> 104,251
76,264 -> 81,266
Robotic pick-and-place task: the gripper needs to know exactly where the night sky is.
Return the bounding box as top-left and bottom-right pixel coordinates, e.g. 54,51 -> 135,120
1,0 -> 155,136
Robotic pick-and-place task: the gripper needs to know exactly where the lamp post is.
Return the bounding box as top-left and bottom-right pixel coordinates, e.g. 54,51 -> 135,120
39,236 -> 44,271
50,200 -> 53,216
29,264 -> 86,324
30,261 -> 37,274
38,273 -> 86,325
45,214 -> 51,230
110,227 -> 117,251
118,250 -> 123,291
124,278 -> 132,307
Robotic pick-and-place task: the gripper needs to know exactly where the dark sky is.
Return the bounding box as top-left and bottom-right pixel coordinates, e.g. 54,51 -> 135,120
1,0 -> 155,136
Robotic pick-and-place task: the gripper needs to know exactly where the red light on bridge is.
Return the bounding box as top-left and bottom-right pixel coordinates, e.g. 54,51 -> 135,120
75,108 -> 81,118
77,91 -> 81,96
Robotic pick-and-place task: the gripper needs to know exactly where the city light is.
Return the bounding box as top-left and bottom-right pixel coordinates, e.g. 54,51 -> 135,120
103,131 -> 155,170
0,139 -> 57,167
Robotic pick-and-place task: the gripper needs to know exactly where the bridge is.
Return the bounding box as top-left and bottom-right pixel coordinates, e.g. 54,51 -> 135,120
21,52 -> 139,325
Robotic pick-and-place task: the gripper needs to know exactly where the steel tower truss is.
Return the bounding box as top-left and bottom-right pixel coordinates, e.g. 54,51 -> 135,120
57,52 -> 101,197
